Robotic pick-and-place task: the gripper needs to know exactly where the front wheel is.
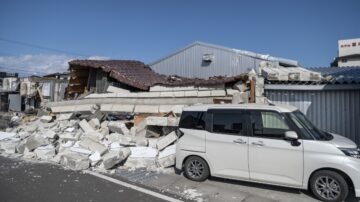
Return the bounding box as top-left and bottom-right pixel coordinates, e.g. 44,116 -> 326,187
310,170 -> 349,202
183,156 -> 210,181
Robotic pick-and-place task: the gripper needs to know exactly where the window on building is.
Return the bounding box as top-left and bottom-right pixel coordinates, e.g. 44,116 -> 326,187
212,111 -> 247,135
341,59 -> 348,63
179,111 -> 206,130
352,42 -> 356,47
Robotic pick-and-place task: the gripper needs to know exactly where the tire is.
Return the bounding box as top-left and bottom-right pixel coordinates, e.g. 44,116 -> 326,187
310,170 -> 349,202
183,156 -> 210,181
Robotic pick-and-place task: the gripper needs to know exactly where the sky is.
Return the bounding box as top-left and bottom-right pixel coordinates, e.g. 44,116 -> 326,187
0,0 -> 359,76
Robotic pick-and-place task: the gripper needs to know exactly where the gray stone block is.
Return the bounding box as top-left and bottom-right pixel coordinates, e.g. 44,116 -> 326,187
79,119 -> 95,133
40,116 -> 53,123
108,121 -> 129,135
156,131 -> 177,151
25,135 -> 49,151
60,153 -> 90,170
79,137 -> 108,155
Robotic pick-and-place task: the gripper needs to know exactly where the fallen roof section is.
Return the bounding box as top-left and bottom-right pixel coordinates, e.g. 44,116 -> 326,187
69,59 -> 248,90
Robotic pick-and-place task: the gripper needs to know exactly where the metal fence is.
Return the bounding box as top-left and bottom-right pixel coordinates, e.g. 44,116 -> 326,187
265,89 -> 360,145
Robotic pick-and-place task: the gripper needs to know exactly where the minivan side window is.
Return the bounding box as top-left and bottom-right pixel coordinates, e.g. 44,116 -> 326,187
212,111 -> 247,136
179,111 -> 206,130
249,110 -> 290,139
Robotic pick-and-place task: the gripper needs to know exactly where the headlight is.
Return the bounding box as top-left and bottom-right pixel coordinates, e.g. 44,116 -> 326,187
340,148 -> 360,159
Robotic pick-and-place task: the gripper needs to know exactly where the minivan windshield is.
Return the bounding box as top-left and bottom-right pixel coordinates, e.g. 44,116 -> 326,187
287,110 -> 333,140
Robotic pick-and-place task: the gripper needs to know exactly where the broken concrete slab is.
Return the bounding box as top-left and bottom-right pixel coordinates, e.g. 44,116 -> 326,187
157,144 -> 176,167
156,131 -> 177,151
135,137 -> 148,147
41,130 -> 57,139
102,148 -> 131,169
0,131 -> 17,141
134,105 -> 159,113
15,140 -> 26,154
0,139 -> 20,154
107,133 -> 121,143
25,135 -> 49,151
79,119 -> 95,133
119,135 -> 135,146
83,131 -> 105,142
129,147 -> 158,158
56,113 -> 74,121
79,137 -> 108,155
89,151 -> 101,166
40,115 -> 53,123
107,121 -> 129,135
34,145 -> 56,160
60,153 -> 90,170
88,118 -> 100,129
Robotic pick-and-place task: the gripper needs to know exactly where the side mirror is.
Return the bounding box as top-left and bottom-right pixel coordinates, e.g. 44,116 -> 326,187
284,131 -> 298,141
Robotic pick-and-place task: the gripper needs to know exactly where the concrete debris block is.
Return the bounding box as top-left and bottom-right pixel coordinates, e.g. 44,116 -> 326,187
184,91 -> 198,97
51,105 -> 76,113
25,135 -> 49,151
255,96 -> 266,104
18,132 -> 30,139
107,133 -> 121,143
110,142 -> 122,150
60,153 -> 90,170
65,127 -> 75,133
100,121 -> 109,129
84,131 -> 105,142
0,139 -> 19,154
102,148 -> 131,169
167,117 -> 179,126
232,92 -> 248,104
124,157 -> 156,168
89,151 -> 101,166
15,140 -> 26,154
157,154 -> 175,168
42,130 -> 57,139
147,138 -> 158,148
197,91 -> 211,97
40,116 -> 53,123
158,105 -> 185,114
88,118 -> 100,129
59,133 -> 78,141
25,124 -> 38,133
56,113 -> 74,121
129,147 -> 158,158
233,81 -> 247,92
43,122 -> 58,129
0,131 -> 17,141
156,131 -> 177,151
226,88 -> 240,96
130,127 -> 137,136
144,117 -> 168,127
98,127 -> 109,136
107,121 -> 129,135
119,135 -> 135,146
158,144 -> 176,158
34,145 -> 56,160
70,146 -> 92,155
79,137 -> 108,155
134,105 -> 159,113
135,137 -> 148,147
110,104 -> 134,113
79,119 -> 95,133
136,126 -> 162,138
23,148 -> 37,159
210,90 -> 226,97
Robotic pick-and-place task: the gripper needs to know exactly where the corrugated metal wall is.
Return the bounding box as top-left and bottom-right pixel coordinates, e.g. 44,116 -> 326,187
150,44 -> 272,78
265,89 -> 360,145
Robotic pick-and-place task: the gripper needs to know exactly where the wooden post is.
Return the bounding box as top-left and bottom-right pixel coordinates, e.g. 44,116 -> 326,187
249,79 -> 255,103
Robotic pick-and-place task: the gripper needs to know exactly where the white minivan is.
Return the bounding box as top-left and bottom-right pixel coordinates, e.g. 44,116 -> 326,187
175,104 -> 360,202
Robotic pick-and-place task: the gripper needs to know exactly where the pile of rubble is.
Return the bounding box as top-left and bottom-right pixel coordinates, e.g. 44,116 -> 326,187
0,111 -> 179,172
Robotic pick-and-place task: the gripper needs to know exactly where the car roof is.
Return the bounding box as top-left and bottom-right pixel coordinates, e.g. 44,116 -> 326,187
182,103 -> 298,113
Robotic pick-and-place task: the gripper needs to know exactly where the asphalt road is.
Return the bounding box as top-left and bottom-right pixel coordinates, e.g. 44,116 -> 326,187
0,156 -> 167,202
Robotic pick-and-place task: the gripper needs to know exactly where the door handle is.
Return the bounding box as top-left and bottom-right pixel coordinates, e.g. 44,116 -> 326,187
251,141 -> 264,146
233,139 -> 247,144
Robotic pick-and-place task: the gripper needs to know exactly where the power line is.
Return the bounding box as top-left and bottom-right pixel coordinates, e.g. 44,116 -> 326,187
0,66 -> 50,74
0,37 -> 91,57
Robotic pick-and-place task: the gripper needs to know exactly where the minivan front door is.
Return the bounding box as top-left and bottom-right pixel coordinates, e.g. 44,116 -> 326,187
248,110 -> 303,187
206,109 -> 250,180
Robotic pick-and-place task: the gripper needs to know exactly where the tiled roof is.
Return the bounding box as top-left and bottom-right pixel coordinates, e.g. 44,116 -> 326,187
69,60 -> 247,90
311,66 -> 360,84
